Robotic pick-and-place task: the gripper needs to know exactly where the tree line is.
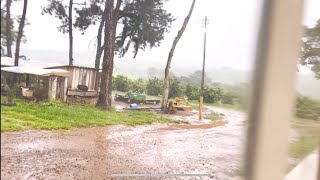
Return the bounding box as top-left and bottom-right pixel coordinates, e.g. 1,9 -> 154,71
112,74 -> 320,121
112,74 -> 249,106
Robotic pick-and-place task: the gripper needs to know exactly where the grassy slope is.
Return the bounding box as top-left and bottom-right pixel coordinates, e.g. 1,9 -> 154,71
1,98 -> 178,132
289,118 -> 320,159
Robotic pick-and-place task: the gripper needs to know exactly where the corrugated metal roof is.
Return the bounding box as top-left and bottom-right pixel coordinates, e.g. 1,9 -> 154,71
1,66 -> 70,77
47,65 -> 99,70
1,56 -> 65,68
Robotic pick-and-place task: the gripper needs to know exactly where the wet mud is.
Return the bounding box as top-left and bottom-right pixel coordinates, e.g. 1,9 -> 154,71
0,107 -> 249,180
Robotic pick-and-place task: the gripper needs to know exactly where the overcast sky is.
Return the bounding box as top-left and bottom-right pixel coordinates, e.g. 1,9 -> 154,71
11,0 -> 320,72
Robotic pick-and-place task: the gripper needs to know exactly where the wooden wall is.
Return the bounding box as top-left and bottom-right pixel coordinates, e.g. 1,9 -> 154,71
68,67 -> 97,90
48,76 -> 67,101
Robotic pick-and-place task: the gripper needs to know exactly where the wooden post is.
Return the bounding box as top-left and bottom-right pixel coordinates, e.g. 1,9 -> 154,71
199,16 -> 207,120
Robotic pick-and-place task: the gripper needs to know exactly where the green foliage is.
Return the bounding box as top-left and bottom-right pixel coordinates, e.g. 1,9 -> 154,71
116,0 -> 174,57
111,74 -> 249,108
112,75 -> 132,92
42,0 -> 69,33
74,3 -> 103,33
146,77 -> 163,96
300,19 -> 320,79
131,78 -> 146,93
73,0 -> 174,57
296,96 -> 320,120
1,98 -> 179,131
168,76 -> 185,98
203,86 -> 222,103
289,118 -> 320,161
0,0 -> 19,53
185,84 -> 199,100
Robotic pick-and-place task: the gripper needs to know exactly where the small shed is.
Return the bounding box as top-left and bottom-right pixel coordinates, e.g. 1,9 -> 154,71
47,65 -> 99,105
1,66 -> 70,101
46,65 -> 98,90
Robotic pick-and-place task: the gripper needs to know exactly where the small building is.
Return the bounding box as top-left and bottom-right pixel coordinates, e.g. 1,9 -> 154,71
46,65 -> 99,105
1,57 -> 100,105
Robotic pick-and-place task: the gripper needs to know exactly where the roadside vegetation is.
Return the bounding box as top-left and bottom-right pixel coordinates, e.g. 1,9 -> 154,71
205,112 -> 223,121
289,118 -> 320,159
112,73 -> 249,111
0,97 -> 179,132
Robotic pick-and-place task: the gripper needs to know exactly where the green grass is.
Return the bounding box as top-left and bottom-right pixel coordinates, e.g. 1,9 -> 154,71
289,118 -> 320,160
204,112 -> 222,121
1,97 -> 179,132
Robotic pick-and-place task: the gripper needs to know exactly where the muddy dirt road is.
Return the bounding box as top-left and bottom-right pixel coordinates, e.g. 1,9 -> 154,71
1,107 -> 247,180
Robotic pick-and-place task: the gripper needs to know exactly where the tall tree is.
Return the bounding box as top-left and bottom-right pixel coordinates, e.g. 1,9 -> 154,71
96,0 -> 173,109
5,0 -> 12,57
300,19 -> 320,79
68,0 -> 73,65
14,0 -> 28,66
161,0 -> 196,111
96,0 -> 118,109
42,0 -> 87,65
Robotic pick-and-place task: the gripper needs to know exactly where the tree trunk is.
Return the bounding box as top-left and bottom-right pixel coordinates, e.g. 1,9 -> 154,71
96,0 -> 122,109
161,0 -> 196,111
68,0 -> 73,66
14,0 -> 28,66
96,0 -> 115,109
5,0 -> 12,57
94,13 -> 105,91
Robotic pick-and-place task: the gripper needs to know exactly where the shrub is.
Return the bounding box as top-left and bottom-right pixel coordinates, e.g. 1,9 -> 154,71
112,75 -> 132,92
146,77 -> 163,96
169,77 -> 186,98
185,84 -> 199,100
131,78 -> 146,93
296,96 -> 320,120
203,86 -> 223,103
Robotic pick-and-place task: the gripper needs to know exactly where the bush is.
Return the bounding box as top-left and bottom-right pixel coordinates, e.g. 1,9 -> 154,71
185,84 -> 199,100
296,96 -> 320,120
131,78 -> 146,93
169,77 -> 186,98
146,77 -> 163,96
221,91 -> 236,104
112,75 -> 132,92
203,86 -> 223,103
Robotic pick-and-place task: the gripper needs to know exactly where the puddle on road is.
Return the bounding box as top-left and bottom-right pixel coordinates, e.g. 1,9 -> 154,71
158,120 -> 228,131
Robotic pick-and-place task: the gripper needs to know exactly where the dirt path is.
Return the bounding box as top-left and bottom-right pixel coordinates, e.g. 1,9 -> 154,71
1,107 -> 247,180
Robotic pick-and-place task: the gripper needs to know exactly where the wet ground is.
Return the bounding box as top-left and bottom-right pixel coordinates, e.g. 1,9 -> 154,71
1,106 -> 248,180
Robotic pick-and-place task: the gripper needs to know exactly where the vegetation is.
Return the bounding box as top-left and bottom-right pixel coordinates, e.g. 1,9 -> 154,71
146,77 -> 164,96
300,19 -> 320,79
0,97 -> 179,131
295,96 -> 320,120
91,0 -> 174,109
112,73 -> 249,109
289,118 -> 320,160
205,112 -> 222,121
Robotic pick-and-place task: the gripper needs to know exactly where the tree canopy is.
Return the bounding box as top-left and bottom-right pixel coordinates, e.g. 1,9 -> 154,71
300,19 -> 320,79
74,0 -> 174,58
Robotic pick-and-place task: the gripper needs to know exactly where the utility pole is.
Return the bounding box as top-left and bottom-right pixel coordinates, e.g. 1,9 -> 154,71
199,16 -> 207,120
